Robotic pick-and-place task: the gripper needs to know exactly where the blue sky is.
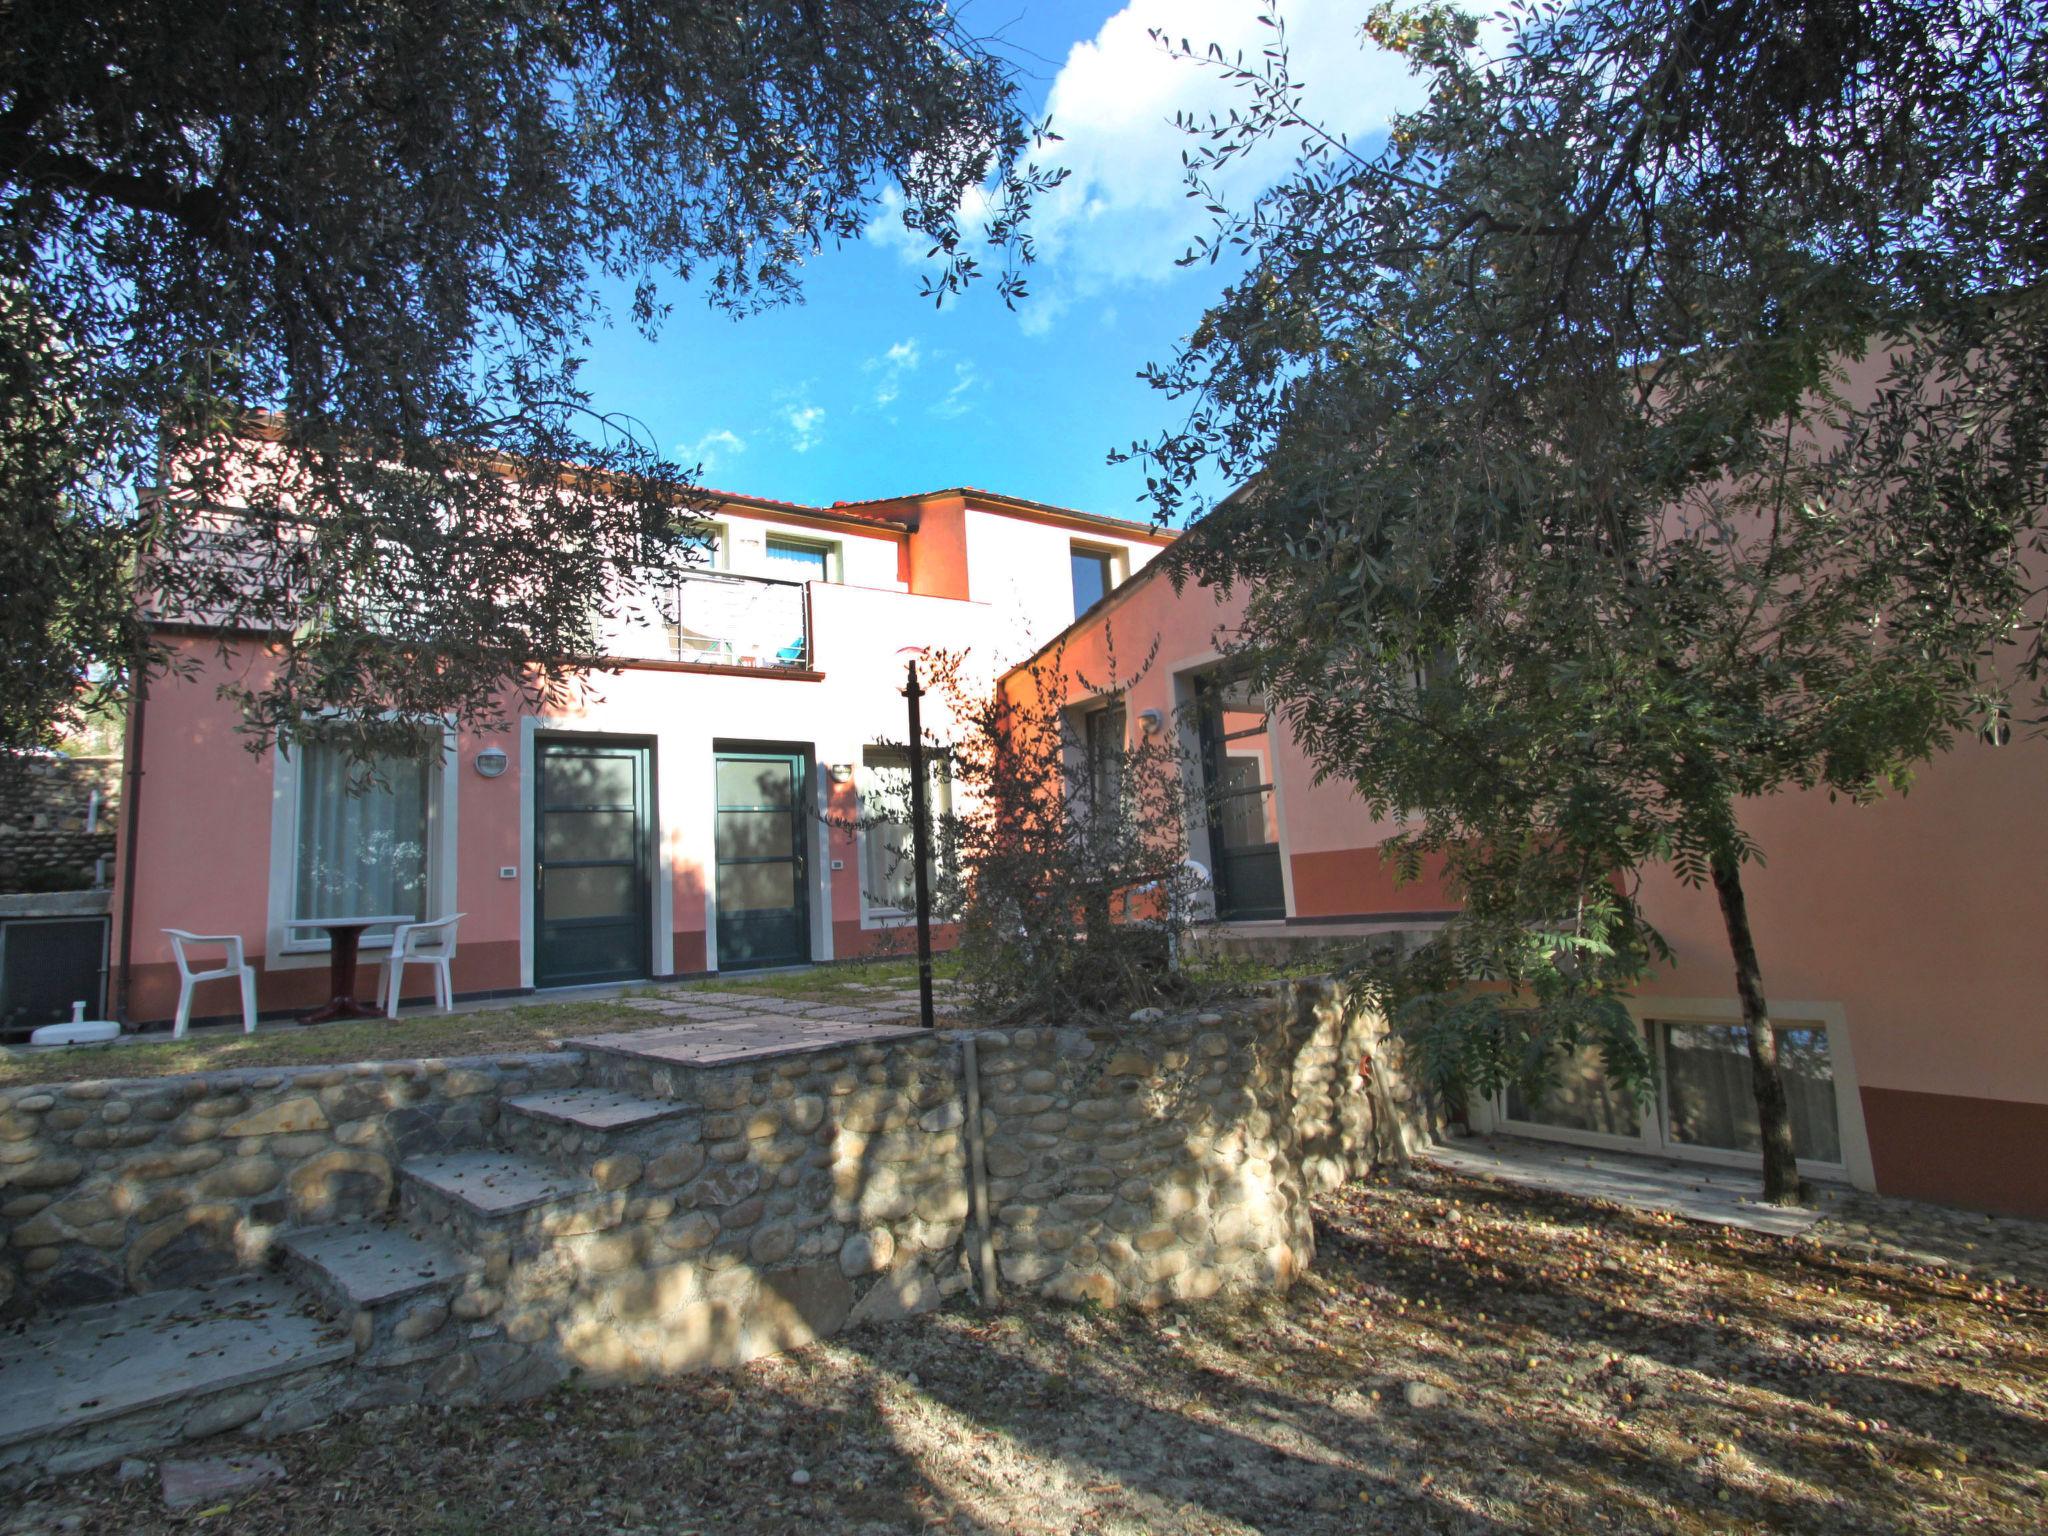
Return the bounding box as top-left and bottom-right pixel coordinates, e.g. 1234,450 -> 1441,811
578,2 -> 1426,525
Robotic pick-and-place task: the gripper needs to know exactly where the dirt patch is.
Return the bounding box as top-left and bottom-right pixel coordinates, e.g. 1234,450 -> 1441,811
10,1167 -> 2046,1534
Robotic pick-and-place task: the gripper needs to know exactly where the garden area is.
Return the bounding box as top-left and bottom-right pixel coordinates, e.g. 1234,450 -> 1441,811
7,1164 -> 2042,1536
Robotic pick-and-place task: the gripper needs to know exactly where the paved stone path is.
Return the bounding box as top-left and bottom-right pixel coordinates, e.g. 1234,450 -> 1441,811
571,1011 -> 931,1067
1427,1135 -> 1830,1236
1429,1132 -> 2048,1286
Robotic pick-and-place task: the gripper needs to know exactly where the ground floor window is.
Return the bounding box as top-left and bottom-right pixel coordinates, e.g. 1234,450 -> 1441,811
292,741 -> 434,922
858,747 -> 949,918
1661,1021 -> 1842,1163
1502,1017 -> 1844,1168
1504,1047 -> 1644,1139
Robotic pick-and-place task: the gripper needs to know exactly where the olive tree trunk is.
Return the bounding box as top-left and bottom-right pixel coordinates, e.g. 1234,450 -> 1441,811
1708,848 -> 1805,1205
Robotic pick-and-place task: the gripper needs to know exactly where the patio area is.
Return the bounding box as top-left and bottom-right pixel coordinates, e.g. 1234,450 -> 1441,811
0,961 -> 960,1089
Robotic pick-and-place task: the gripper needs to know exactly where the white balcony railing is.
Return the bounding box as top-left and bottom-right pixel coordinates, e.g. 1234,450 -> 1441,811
605,569 -> 812,669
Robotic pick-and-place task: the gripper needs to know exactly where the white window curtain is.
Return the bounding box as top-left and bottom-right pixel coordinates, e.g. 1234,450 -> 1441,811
860,748 -> 947,914
1662,1022 -> 1842,1163
294,743 -> 432,921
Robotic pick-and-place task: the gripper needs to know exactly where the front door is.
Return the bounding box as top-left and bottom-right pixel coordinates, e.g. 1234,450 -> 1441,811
714,750 -> 811,969
535,739 -> 653,987
1195,674 -> 1286,920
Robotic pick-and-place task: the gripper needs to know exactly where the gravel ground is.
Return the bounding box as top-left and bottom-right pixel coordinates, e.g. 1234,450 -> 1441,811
10,1166 -> 2045,1535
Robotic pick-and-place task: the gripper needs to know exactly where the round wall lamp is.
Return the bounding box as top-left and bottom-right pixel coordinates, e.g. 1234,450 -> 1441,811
1137,708 -> 1165,736
474,746 -> 510,779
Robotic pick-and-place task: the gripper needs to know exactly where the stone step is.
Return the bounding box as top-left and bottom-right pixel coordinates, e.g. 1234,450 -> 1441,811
0,1275 -> 353,1483
498,1086 -> 697,1162
277,1221 -> 468,1317
397,1150 -> 621,1252
572,1016 -> 926,1100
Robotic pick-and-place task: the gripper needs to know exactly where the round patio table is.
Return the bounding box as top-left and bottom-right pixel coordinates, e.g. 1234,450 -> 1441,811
284,915 -> 412,1024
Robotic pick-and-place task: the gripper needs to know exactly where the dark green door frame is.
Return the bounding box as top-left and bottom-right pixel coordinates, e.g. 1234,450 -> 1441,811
534,737 -> 654,988
1194,672 -> 1287,921
713,748 -> 812,971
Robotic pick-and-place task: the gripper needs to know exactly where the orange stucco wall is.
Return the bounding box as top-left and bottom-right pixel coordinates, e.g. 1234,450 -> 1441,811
1027,555 -> 2048,1217
1627,729 -> 2048,1213
1003,563 -> 1440,925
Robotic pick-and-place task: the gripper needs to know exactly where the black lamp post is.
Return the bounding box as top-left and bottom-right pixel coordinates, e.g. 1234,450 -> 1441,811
902,656 -> 936,1030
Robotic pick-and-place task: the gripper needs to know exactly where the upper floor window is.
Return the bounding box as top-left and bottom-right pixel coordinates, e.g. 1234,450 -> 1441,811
765,535 -> 833,583
1070,544 -> 1119,617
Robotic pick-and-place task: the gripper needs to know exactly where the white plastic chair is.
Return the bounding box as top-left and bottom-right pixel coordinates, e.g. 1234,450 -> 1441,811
163,930 -> 258,1039
383,913 -> 465,1017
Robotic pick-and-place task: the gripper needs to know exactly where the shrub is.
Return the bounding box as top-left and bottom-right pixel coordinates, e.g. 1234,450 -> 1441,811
839,635 -> 1205,1022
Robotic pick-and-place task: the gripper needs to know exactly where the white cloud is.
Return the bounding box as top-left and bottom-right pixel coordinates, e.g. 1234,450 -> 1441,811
1032,2 -> 1424,282
929,361 -> 983,421
871,1 -> 1439,333
782,401 -> 826,454
679,427 -> 746,474
864,337 -> 923,407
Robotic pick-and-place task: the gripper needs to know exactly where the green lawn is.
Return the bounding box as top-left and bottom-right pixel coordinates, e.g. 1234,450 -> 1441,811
0,956 -> 956,1089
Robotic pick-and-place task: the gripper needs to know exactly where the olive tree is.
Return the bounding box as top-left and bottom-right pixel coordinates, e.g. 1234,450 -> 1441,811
1131,0 -> 2048,1201
2,0 -> 1054,760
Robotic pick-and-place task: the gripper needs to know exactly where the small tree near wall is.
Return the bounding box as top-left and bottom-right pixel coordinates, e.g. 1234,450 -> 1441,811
839,637 -> 1206,1023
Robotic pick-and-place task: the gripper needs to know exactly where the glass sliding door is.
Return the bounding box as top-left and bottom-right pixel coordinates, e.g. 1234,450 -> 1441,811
1195,673 -> 1285,919
714,750 -> 811,969
1503,1042 -> 1645,1141
1660,1021 -> 1843,1164
1494,1016 -> 1847,1172
535,740 -> 652,987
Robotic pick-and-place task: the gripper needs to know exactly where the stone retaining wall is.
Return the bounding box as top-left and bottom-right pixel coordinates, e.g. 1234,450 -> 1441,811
0,756 -> 121,894
496,1029 -> 978,1383
972,981 -> 1430,1310
1,979 -> 1428,1463
0,1053 -> 580,1316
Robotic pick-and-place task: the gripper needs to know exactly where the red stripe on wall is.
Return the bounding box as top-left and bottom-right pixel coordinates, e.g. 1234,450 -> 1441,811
1860,1086 -> 2048,1218
1288,848 -> 1457,919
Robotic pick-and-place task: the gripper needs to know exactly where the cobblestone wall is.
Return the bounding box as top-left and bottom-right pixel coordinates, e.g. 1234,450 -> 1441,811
0,1054 -> 580,1318
0,756 -> 121,894
0,979 -> 1424,1463
972,980 -> 1429,1310
522,1029 -> 977,1379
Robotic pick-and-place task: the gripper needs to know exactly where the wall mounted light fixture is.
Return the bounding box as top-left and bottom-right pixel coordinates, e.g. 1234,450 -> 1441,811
474,746 -> 509,778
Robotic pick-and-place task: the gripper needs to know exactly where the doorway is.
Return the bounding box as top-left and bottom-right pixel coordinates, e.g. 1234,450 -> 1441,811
1194,673 -> 1286,920
534,738 -> 653,988
713,749 -> 812,969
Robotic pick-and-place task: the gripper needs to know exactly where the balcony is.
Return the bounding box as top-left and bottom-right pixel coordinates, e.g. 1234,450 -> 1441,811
605,570 -> 813,671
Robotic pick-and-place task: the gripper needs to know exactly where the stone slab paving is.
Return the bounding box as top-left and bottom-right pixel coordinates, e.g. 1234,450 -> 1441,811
614,998 -> 756,1021
1426,1135 -> 1832,1237
569,1013 -> 929,1067
670,993 -> 852,1016
503,1086 -> 693,1131
277,1223 -> 466,1309
1813,1189 -> 2048,1289
0,1277 -> 349,1451
399,1150 -> 593,1216
1431,1134 -> 2048,1286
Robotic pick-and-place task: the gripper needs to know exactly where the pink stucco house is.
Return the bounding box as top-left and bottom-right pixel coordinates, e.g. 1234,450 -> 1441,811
1024,554 -> 2048,1219
111,459 -> 2046,1218
111,486 -> 1171,1022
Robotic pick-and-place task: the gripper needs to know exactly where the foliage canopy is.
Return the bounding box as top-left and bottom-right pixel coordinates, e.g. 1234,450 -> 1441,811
1132,0 -> 2048,1197
842,640 -> 1207,1023
2,0 -> 1050,759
